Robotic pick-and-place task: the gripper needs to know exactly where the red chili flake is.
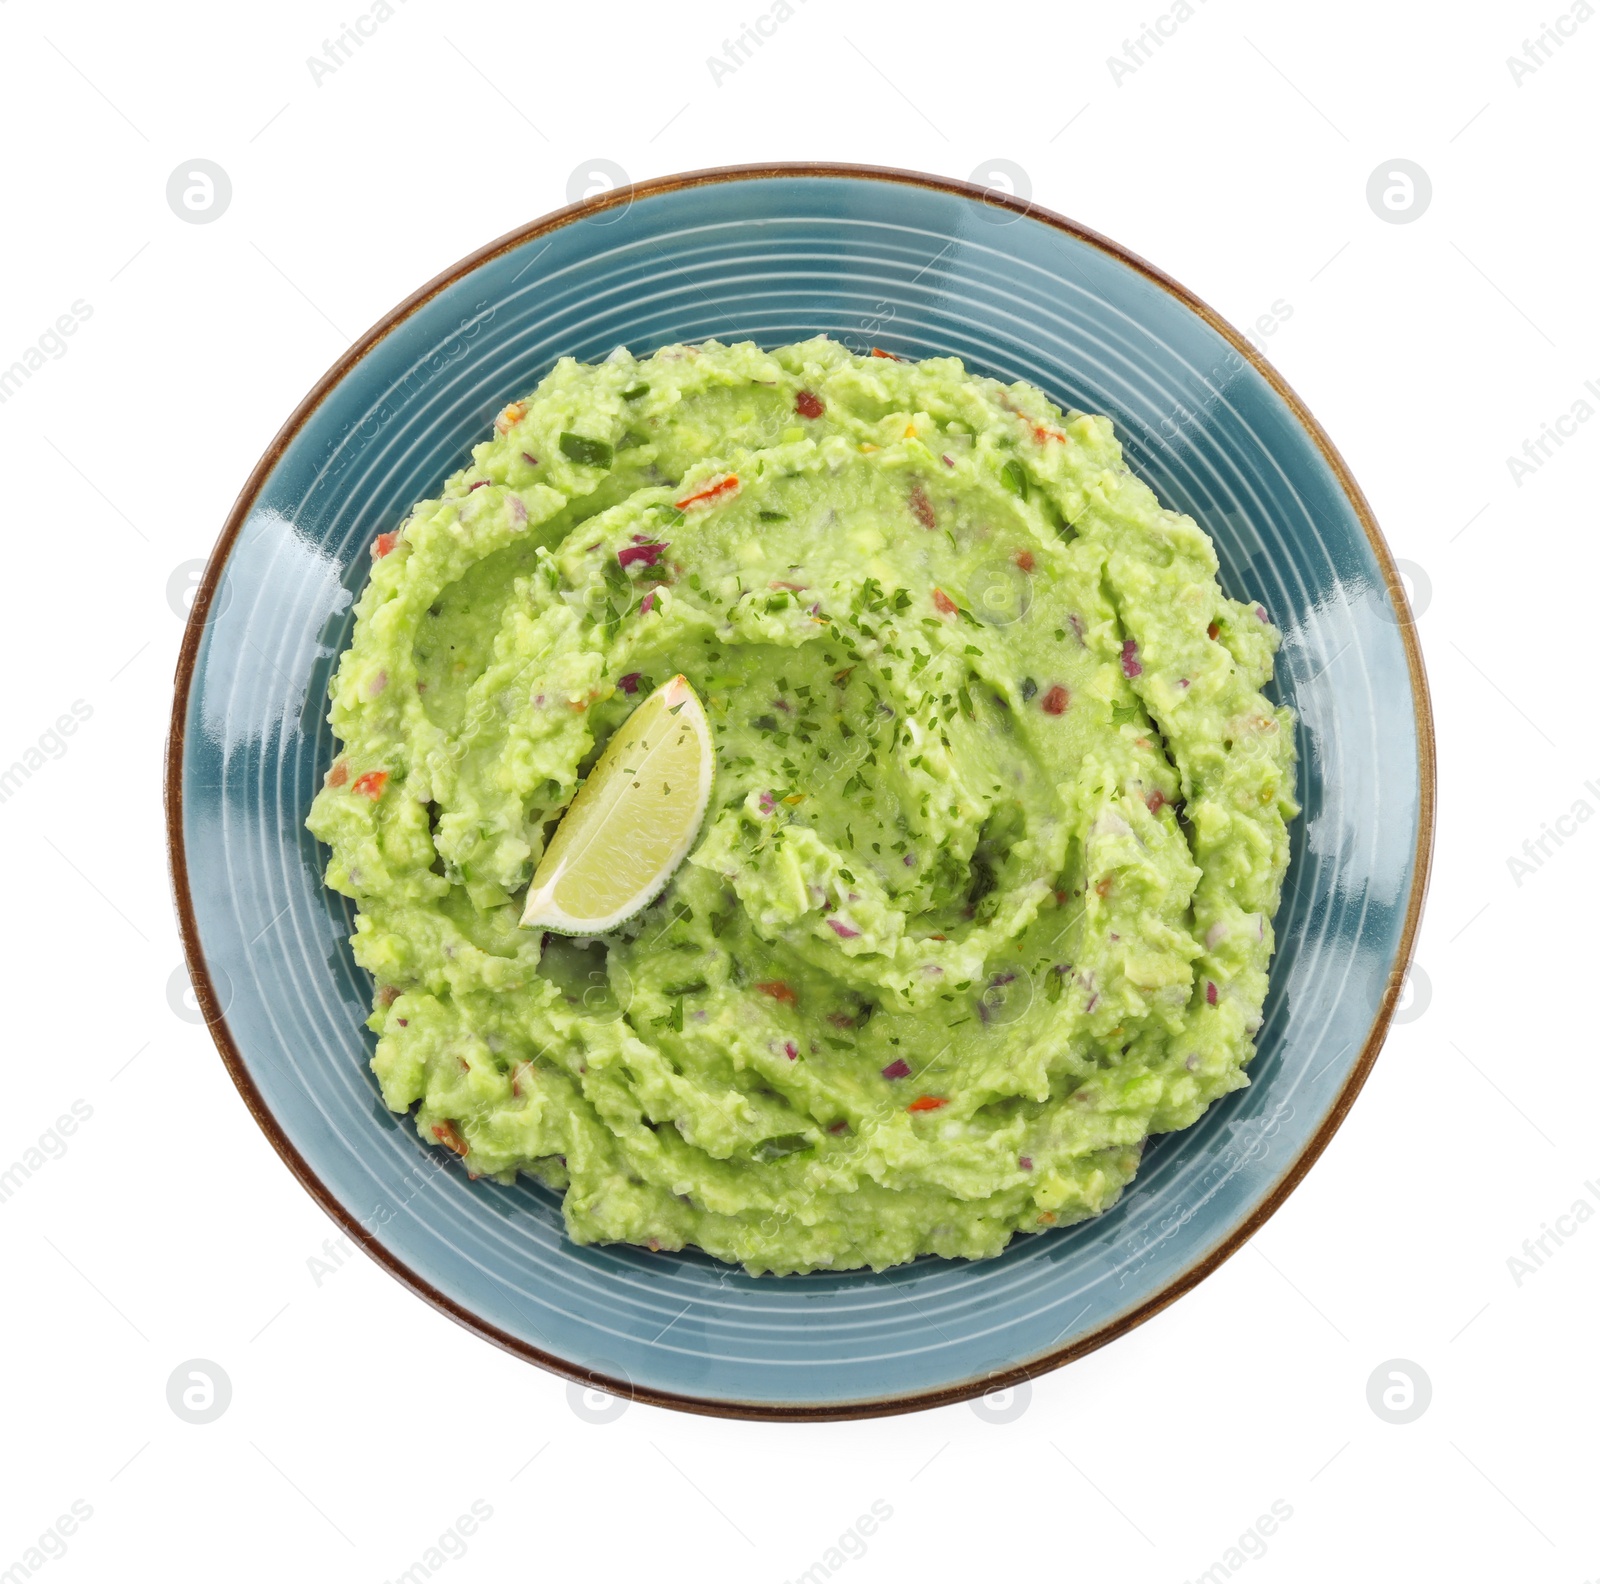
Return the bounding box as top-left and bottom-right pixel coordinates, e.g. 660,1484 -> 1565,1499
1032,423 -> 1067,444
931,588 -> 958,616
827,1119 -> 850,1133
1053,889 -> 1068,905
1041,685 -> 1070,715
828,918 -> 861,939
827,1013 -> 856,1030
351,770 -> 388,800
674,474 -> 740,511
1147,790 -> 1166,814
521,452 -> 539,466
909,483 -> 936,530
756,981 -> 798,1006
326,759 -> 349,788
907,1095 -> 948,1113
1206,980 -> 1218,1006
784,1041 -> 799,1060
1019,1155 -> 1034,1170
1013,549 -> 1035,573
1207,621 -> 1221,640
372,532 -> 399,558
1121,639 -> 1143,677
617,542 -> 667,569
795,390 -> 824,419
881,1058 -> 911,1080
468,479 -> 489,491
618,672 -> 642,694
432,1121 -> 468,1156
870,347 -> 902,360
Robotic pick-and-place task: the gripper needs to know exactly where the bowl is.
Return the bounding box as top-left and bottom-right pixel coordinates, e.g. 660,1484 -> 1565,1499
167,163 -> 1433,1419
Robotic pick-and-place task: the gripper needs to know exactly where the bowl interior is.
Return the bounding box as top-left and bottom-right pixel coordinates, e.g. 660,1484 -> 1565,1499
176,169 -> 1427,1414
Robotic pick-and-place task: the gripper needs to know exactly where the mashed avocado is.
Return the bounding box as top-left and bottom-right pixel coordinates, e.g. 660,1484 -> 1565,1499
308,337 -> 1298,1275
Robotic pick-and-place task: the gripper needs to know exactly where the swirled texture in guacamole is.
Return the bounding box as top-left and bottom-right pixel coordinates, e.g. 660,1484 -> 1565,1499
307,338 -> 1298,1274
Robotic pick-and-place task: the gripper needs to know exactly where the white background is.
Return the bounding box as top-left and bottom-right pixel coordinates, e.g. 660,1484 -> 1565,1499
1,0 -> 1594,1579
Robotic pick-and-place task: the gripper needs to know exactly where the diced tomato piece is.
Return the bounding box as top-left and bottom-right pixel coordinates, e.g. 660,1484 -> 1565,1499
907,1095 -> 948,1113
1041,685 -> 1069,715
756,981 -> 798,1006
870,347 -> 901,360
372,532 -> 399,558
326,759 -> 349,787
909,483 -> 936,530
432,1121 -> 468,1156
795,390 -> 824,419
675,475 -> 740,511
931,588 -> 958,616
1013,549 -> 1035,572
351,770 -> 388,800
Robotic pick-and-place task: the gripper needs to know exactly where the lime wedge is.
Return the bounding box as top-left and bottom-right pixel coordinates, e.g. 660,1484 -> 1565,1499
520,674 -> 714,934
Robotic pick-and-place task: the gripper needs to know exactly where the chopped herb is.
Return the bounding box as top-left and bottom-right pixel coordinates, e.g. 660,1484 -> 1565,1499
559,432 -> 614,468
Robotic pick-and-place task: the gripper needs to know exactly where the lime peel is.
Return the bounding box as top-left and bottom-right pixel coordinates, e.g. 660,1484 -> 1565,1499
520,674 -> 713,934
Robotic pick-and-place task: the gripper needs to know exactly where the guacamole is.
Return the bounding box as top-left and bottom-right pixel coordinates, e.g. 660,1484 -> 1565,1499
308,338 -> 1298,1275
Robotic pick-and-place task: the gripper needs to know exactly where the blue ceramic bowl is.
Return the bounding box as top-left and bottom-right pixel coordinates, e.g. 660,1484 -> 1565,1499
168,164 -> 1433,1419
